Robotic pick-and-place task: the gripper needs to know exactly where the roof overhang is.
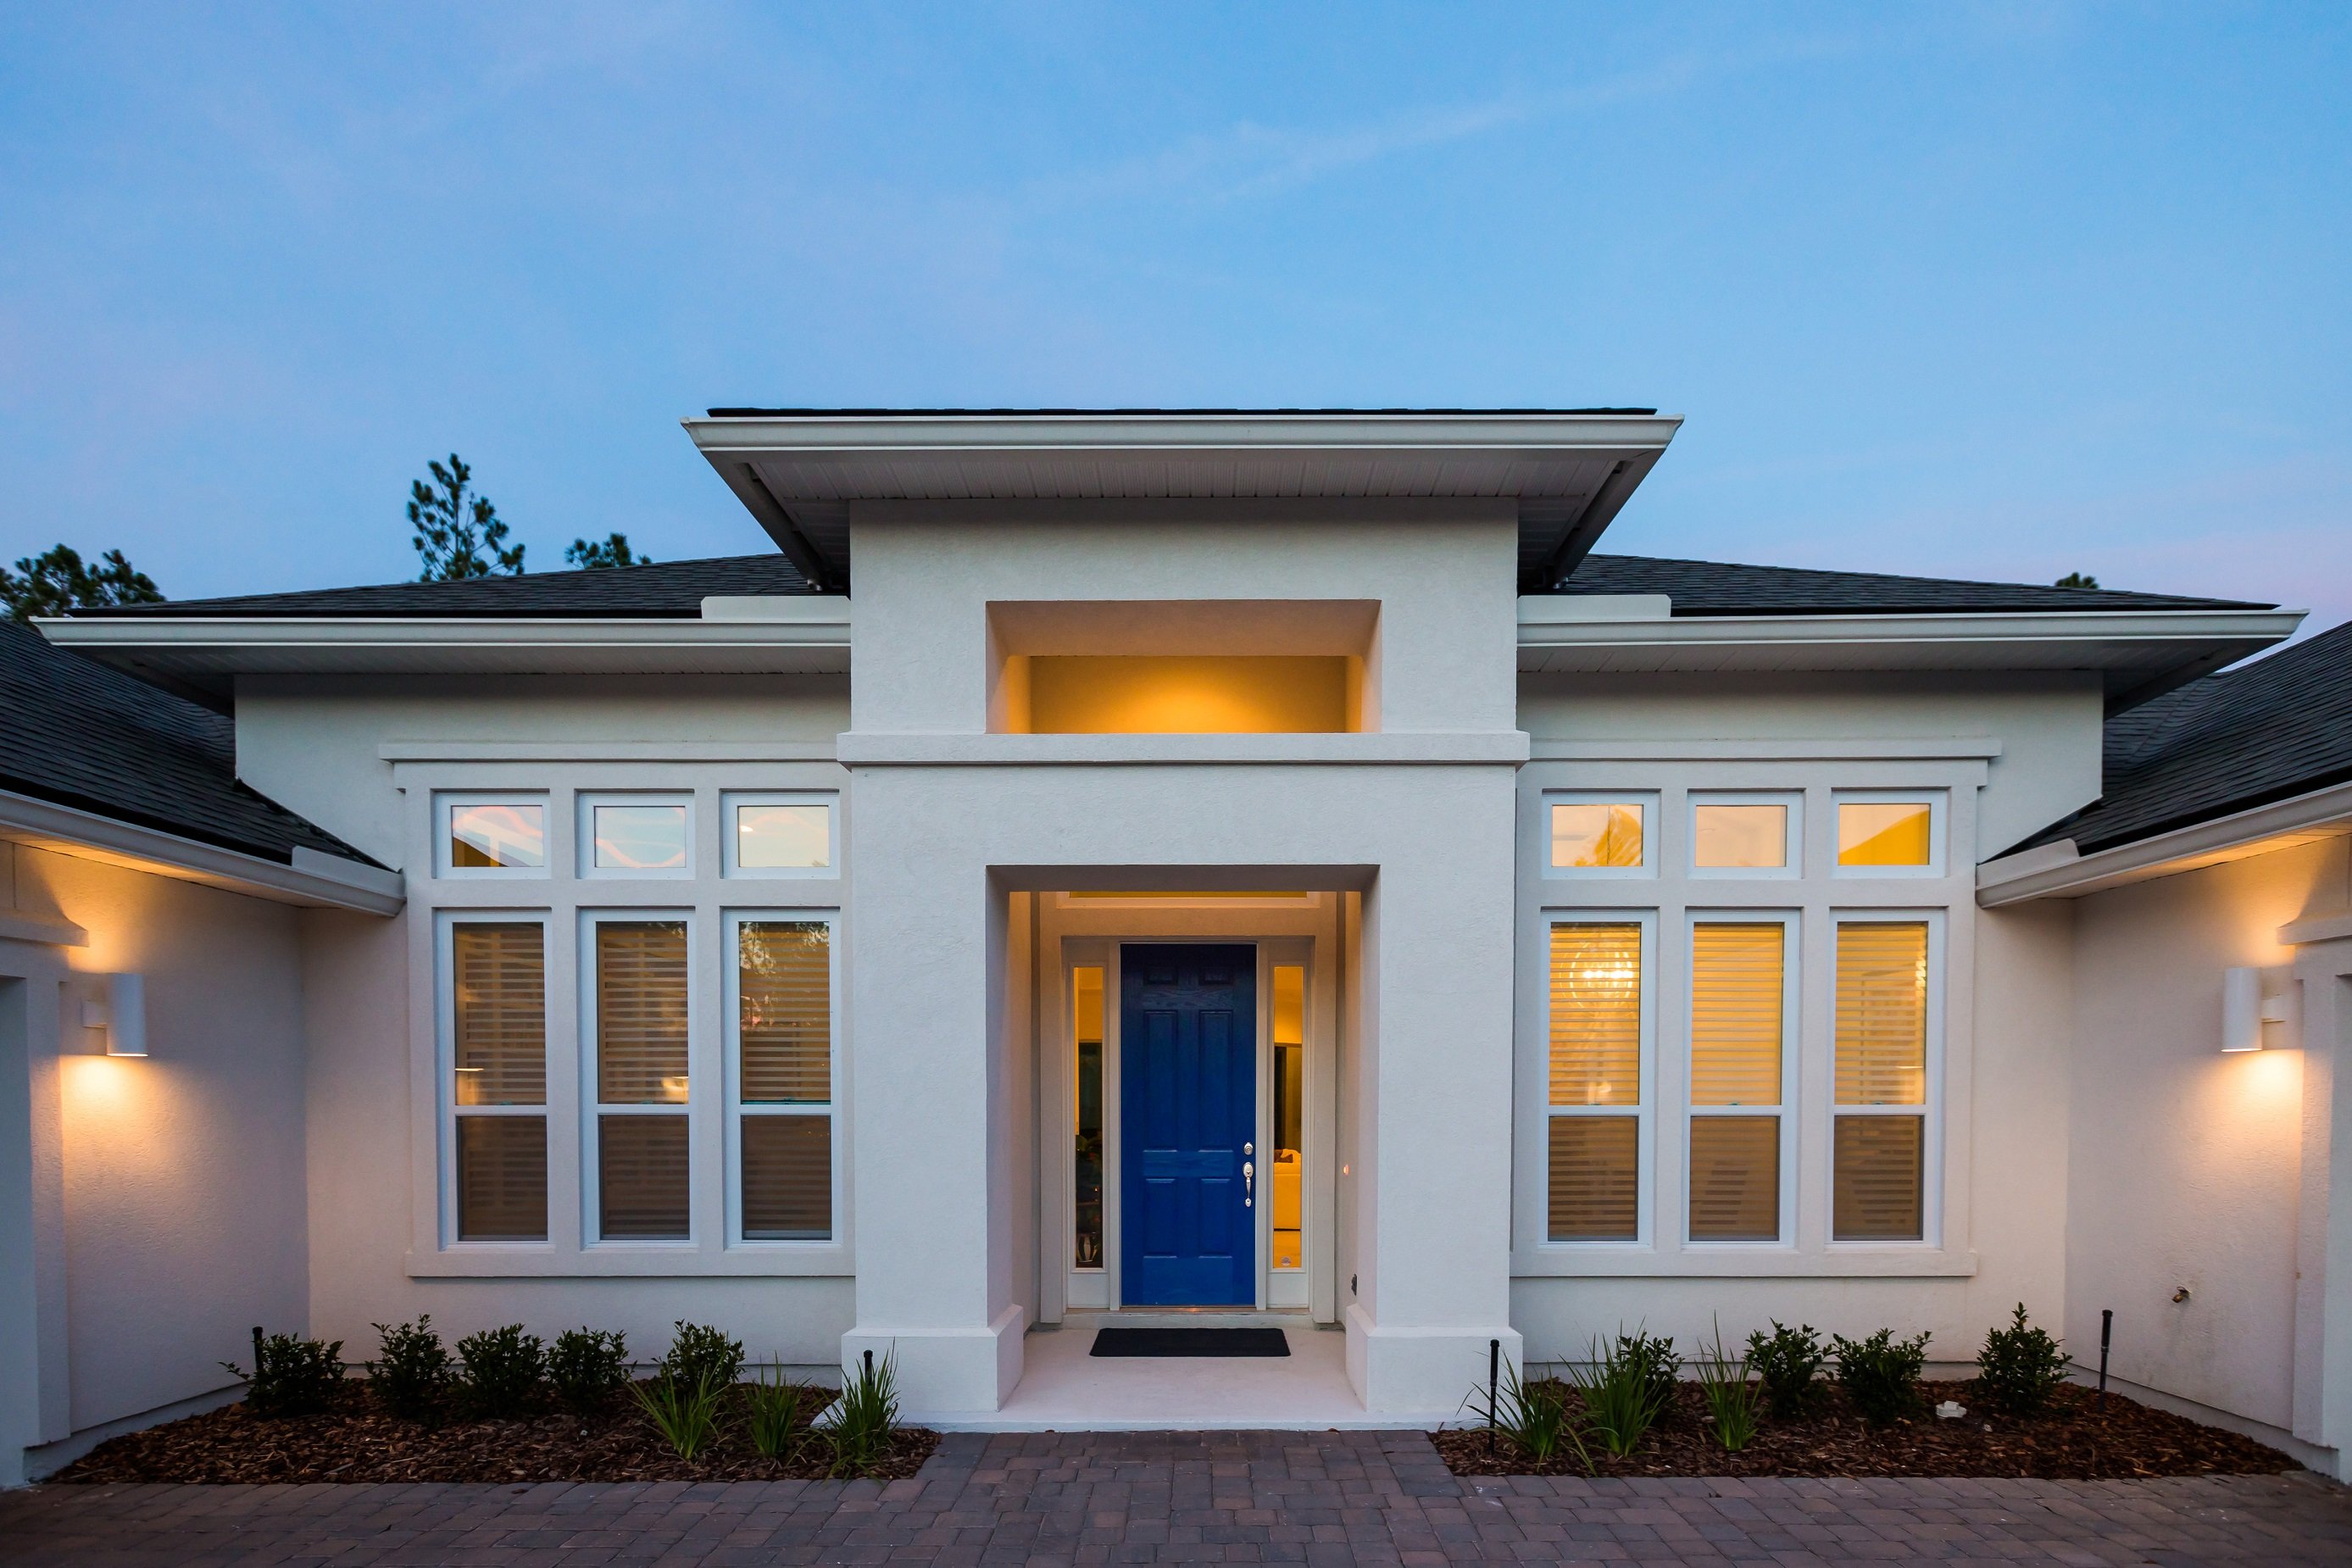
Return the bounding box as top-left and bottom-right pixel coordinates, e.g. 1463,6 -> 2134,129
1977,778 -> 2352,906
682,409 -> 1683,592
38,601 -> 853,697
1518,599 -> 2304,712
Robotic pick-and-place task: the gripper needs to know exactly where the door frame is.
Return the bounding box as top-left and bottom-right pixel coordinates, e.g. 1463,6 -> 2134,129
1036,893 -> 1339,1323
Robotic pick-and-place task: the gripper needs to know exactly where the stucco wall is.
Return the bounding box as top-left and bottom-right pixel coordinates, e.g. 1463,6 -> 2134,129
2068,836 -> 2350,1438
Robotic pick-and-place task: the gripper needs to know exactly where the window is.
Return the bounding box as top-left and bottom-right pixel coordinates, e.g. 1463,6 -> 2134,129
1549,798 -> 1649,872
590,918 -> 691,1240
1692,798 -> 1794,872
1688,920 -> 1790,1242
1836,796 -> 1939,872
727,796 -> 832,874
734,919 -> 832,1241
442,798 -> 546,875
1072,966 -> 1104,1269
1834,920 -> 1931,1241
581,797 -> 692,876
1271,964 -> 1305,1272
1548,922 -> 1644,1240
449,921 -> 548,1241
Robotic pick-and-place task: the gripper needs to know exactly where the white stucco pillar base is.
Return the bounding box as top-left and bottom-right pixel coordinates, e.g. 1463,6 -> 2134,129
1345,1305 -> 1522,1416
845,1304 -> 1025,1417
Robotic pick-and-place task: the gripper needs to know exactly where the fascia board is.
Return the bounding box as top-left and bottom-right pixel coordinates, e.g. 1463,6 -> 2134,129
1977,779 -> 2352,906
684,410 -> 1684,457
0,789 -> 405,915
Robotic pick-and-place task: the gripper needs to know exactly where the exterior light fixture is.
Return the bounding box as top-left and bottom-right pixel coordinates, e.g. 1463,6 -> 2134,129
99,973 -> 148,1057
2222,966 -> 2298,1054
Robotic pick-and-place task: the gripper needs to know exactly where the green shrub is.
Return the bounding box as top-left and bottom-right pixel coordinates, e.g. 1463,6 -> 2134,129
1832,1328 -> 1931,1425
221,1330 -> 345,1418
745,1362 -> 806,1460
1977,1304 -> 2071,1417
549,1328 -> 631,1411
1565,1332 -> 1676,1457
1745,1321 -> 1828,1420
631,1371 -> 726,1460
826,1348 -> 901,1477
369,1316 -> 451,1420
1691,1320 -> 1761,1452
658,1321 -> 743,1392
1465,1359 -> 1587,1467
457,1324 -> 545,1419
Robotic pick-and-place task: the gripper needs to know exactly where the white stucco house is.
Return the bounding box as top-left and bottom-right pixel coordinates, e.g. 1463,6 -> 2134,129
5,409 -> 2349,1484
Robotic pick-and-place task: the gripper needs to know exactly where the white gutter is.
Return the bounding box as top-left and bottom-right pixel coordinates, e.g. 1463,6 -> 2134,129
1977,779 -> 2352,906
0,789 -> 405,915
685,409 -> 1684,455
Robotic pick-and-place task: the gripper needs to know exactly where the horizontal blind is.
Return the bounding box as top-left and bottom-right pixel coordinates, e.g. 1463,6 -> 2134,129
455,1116 -> 546,1241
1835,922 -> 1929,1104
1834,1115 -> 1923,1240
1549,923 -> 1642,1106
739,922 -> 831,1104
599,1114 -> 690,1239
453,923 -> 544,1106
598,921 -> 689,1104
1548,1116 -> 1638,1241
742,1115 -> 831,1239
1690,923 -> 1783,1106
1688,1115 -> 1778,1241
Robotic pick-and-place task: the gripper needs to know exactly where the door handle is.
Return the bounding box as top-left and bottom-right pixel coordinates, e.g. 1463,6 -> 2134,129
1243,1159 -> 1254,1207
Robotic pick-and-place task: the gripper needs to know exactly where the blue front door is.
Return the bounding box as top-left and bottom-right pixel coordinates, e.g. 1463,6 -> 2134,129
1120,943 -> 1256,1306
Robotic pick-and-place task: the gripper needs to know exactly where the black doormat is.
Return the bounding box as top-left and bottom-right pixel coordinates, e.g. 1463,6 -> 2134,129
1089,1327 -> 1291,1358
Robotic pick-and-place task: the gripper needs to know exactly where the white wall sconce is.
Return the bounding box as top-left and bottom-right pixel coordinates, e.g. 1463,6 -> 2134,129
79,973 -> 148,1057
2221,965 -> 2298,1054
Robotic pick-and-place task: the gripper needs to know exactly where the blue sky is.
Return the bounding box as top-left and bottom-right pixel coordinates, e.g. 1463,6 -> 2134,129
2,3 -> 2346,629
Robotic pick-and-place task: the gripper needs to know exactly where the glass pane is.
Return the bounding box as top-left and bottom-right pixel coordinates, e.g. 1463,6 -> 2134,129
1271,964 -> 1305,1271
1073,967 -> 1104,1268
1836,922 -> 1929,1105
1690,923 -> 1783,1106
739,922 -> 830,1103
737,803 -> 831,870
1834,1115 -> 1924,1240
1549,1116 -> 1638,1241
453,922 -> 544,1106
1839,801 -> 1933,866
455,1116 -> 547,1241
599,1114 -> 690,1239
1693,803 -> 1786,868
1551,802 -> 1643,868
449,803 -> 543,870
742,1115 -> 831,1239
1689,1115 -> 1779,1241
592,803 -> 688,870
1549,924 -> 1642,1106
598,921 -> 689,1104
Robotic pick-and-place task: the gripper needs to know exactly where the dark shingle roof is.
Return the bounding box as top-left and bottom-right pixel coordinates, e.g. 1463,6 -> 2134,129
2026,620 -> 2352,854
77,554 -> 819,620
1553,553 -> 2269,616
0,620 -> 379,867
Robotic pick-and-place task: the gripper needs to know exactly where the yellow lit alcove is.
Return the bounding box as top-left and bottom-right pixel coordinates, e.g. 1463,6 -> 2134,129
1018,655 -> 1354,734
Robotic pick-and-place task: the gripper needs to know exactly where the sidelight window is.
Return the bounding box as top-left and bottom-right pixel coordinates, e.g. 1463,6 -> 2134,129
1686,919 -> 1793,1242
588,917 -> 692,1241
448,920 -> 548,1241
1547,920 -> 1646,1241
732,918 -> 834,1241
1833,919 -> 1933,1241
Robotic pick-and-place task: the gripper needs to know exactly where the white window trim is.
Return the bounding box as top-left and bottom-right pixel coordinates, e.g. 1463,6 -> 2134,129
723,909 -> 842,1247
1682,908 -> 1799,1248
1541,790 -> 1660,879
1688,790 -> 1802,879
1540,908 -> 1658,1250
578,792 -> 698,880
1827,908 -> 1945,1249
581,907 -> 698,1248
435,791 -> 553,879
722,791 -> 839,878
436,909 -> 553,1248
1832,789 -> 1949,879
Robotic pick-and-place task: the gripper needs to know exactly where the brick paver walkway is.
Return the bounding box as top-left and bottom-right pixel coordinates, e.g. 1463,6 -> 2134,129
3,1430 -> 2348,1565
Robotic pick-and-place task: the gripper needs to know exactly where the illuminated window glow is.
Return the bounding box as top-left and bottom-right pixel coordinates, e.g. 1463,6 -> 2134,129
1017,654 -> 1355,734
1271,965 -> 1305,1272
1838,801 -> 1934,867
1552,802 -> 1644,868
1693,803 -> 1787,869
1549,922 -> 1643,1242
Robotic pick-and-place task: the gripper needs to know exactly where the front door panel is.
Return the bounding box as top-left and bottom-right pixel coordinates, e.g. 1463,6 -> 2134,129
1120,943 -> 1256,1305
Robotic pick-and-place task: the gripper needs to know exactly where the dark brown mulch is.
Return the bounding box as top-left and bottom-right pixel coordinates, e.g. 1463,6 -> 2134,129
1435,1379 -> 2299,1481
53,1381 -> 939,1484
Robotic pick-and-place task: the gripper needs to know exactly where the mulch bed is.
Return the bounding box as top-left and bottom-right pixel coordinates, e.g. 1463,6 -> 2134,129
54,1381 -> 939,1484
1435,1379 -> 2299,1481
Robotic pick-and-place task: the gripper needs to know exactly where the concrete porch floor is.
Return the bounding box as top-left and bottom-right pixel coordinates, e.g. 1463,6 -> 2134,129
912,1321 -> 1462,1432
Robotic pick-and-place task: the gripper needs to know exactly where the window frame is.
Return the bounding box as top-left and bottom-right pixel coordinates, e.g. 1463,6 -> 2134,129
436,909 -> 553,1248
1832,790 -> 1947,879
723,909 -> 842,1247
1682,908 -> 1799,1248
722,791 -> 838,879
1542,909 -> 1657,1248
1688,790 -> 1802,880
435,792 -> 552,880
1542,791 -> 1660,880
1827,908 -> 1945,1248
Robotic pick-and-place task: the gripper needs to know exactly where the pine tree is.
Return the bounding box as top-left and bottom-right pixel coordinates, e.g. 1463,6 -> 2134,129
565,532 -> 653,570
1,544 -> 164,622
409,454 -> 525,580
